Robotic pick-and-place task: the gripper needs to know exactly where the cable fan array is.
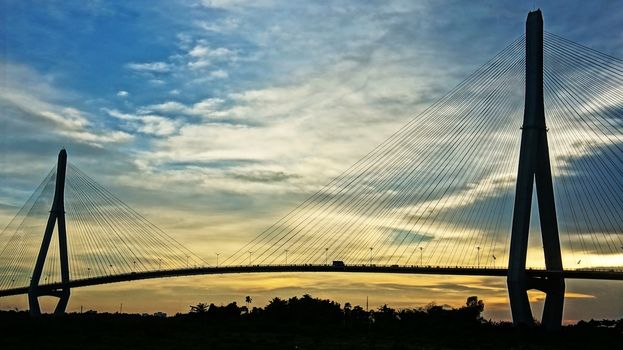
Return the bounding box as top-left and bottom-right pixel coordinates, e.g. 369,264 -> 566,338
0,164 -> 207,290
544,32 -> 623,269
224,33 -> 623,271
1,30 -> 622,293
223,36 -> 528,268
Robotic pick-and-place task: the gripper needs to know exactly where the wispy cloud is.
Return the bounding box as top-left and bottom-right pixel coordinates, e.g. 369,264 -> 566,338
0,63 -> 133,147
138,98 -> 224,117
0,62 -> 134,206
105,109 -> 179,136
125,62 -> 172,73
187,43 -> 237,70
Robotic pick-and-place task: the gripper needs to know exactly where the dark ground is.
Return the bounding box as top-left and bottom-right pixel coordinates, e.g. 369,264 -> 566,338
0,295 -> 621,349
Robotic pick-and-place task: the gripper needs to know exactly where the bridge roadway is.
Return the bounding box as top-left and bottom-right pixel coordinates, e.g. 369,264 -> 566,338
1,264 -> 621,298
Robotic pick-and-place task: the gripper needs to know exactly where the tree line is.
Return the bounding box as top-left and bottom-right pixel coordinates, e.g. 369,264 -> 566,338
184,294 -> 487,328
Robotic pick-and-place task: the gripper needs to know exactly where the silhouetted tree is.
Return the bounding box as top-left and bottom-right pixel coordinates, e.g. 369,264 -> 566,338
262,295 -> 342,324
435,296 -> 484,326
189,302 -> 208,314
205,302 -> 242,320
344,302 -> 352,319
461,296 -> 485,322
374,304 -> 397,324
349,305 -> 370,324
465,296 -> 485,313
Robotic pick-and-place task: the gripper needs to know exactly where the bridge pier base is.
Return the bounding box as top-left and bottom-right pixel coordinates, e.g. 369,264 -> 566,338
28,288 -> 70,317
541,278 -> 565,330
508,274 -> 565,330
507,275 -> 532,327
53,290 -> 71,315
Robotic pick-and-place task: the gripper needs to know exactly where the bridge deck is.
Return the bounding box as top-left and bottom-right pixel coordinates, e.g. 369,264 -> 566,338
1,265 -> 621,298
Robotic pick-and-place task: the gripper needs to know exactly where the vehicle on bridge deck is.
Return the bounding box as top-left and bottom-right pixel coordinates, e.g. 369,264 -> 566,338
332,261 -> 345,268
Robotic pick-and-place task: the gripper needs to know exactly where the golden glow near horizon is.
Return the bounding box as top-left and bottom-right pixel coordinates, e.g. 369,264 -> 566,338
0,273 -> 619,323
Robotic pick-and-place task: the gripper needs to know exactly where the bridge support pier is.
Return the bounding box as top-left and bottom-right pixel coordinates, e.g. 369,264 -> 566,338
28,149 -> 71,316
507,9 -> 565,331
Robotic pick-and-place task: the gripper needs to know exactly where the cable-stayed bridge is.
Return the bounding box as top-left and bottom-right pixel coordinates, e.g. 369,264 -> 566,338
1,10 -> 622,330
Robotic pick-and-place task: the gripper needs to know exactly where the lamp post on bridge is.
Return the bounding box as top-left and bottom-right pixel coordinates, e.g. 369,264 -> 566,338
419,246 -> 423,266
216,253 -> 220,268
325,248 -> 328,265
369,247 -> 373,266
285,249 -> 288,265
248,251 -> 253,266
476,246 -> 481,267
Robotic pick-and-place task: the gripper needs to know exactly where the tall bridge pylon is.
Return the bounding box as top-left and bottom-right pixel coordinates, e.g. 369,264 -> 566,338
507,9 -> 565,331
28,149 -> 71,316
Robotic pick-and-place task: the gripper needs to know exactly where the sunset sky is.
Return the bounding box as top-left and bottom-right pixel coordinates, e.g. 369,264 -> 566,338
1,0 -> 622,321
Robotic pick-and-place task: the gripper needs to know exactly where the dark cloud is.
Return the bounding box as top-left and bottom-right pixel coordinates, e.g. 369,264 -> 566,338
165,159 -> 261,170
229,170 -> 300,183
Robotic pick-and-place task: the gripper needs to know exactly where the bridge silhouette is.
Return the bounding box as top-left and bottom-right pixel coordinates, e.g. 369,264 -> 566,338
1,10 -> 622,330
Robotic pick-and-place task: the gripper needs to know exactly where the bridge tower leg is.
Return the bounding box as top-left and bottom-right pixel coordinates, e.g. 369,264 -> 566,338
507,9 -> 565,331
28,149 -> 71,317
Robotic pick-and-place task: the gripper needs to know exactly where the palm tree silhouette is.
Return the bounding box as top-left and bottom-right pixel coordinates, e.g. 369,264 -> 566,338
189,302 -> 209,313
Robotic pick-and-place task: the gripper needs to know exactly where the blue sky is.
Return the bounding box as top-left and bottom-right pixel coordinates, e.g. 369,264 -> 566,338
1,0 -> 619,203
1,0 -> 623,319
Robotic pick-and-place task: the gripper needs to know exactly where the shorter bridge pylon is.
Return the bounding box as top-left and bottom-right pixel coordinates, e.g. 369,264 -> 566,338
28,149 -> 71,316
